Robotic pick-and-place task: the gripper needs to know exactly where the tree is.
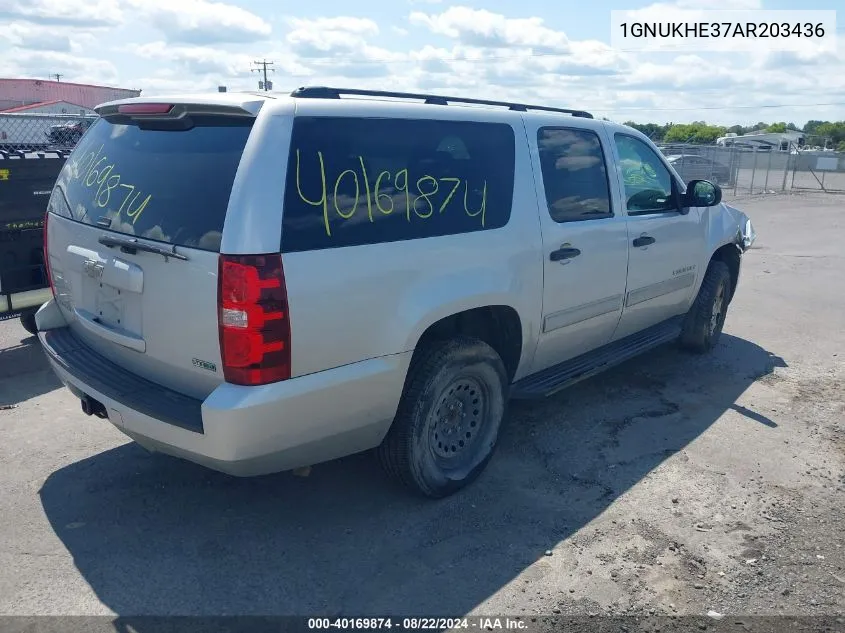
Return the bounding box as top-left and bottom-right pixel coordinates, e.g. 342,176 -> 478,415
817,122 -> 845,143
617,119 -> 843,146
664,122 -> 726,144
802,121 -> 845,148
623,121 -> 669,141
803,120 -> 826,136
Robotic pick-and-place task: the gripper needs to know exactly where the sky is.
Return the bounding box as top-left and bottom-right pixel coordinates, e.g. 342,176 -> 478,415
0,0 -> 842,126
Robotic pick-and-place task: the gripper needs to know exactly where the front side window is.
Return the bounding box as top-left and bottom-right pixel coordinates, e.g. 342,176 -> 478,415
537,127 -> 613,223
614,134 -> 677,214
281,117 -> 516,252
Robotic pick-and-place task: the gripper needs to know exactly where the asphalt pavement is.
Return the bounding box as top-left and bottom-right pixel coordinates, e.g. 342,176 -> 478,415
0,191 -> 842,619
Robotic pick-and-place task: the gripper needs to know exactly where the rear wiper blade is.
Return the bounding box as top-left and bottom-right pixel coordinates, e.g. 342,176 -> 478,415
98,235 -> 189,261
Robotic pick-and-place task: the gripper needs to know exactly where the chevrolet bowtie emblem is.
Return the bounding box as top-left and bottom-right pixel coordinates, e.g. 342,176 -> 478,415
83,260 -> 105,279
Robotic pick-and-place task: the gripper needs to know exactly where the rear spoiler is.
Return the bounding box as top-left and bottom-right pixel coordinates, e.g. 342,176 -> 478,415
95,101 -> 259,130
96,95 -> 264,118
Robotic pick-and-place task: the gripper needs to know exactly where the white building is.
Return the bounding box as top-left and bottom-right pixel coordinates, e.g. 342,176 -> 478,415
0,78 -> 140,111
716,130 -> 805,151
1,100 -> 96,116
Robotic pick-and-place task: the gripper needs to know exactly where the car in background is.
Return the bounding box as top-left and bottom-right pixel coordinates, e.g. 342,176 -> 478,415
45,118 -> 94,147
666,154 -> 732,186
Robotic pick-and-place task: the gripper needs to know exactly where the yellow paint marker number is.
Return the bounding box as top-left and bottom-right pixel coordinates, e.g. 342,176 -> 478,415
294,150 -> 490,237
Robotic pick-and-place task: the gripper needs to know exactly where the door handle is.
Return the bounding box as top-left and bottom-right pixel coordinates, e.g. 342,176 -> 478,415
550,247 -> 581,262
633,235 -> 656,247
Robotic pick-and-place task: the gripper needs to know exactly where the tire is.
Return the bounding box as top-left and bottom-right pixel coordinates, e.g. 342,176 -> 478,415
20,311 -> 38,336
679,260 -> 732,354
378,336 -> 508,498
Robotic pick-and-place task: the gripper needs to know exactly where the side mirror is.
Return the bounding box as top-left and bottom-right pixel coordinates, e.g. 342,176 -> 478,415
684,179 -> 722,207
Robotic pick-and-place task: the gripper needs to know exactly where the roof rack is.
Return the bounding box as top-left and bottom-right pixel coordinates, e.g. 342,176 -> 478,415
289,86 -> 593,119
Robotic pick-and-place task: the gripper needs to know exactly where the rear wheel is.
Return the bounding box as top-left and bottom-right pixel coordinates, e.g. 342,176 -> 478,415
20,311 -> 38,336
378,336 -> 508,498
679,260 -> 732,354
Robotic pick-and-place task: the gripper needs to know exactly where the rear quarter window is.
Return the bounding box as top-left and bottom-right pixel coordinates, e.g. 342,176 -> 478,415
52,115 -> 253,252
281,117 -> 516,252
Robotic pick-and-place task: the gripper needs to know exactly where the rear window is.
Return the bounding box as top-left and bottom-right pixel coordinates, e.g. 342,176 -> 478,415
52,115 -> 253,252
281,117 -> 516,252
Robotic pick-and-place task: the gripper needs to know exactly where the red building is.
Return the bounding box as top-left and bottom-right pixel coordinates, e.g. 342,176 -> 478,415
0,78 -> 141,112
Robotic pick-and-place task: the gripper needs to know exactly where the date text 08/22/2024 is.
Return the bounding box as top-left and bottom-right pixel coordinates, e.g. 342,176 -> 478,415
307,618 -> 528,630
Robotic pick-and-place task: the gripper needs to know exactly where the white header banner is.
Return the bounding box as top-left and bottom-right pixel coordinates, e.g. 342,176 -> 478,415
610,9 -> 837,53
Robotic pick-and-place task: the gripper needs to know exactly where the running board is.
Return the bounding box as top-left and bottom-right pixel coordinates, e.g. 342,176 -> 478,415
511,316 -> 684,399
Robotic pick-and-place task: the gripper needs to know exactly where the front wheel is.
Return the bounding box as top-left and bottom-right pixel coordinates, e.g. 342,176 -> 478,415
679,260 -> 732,354
378,336 -> 508,498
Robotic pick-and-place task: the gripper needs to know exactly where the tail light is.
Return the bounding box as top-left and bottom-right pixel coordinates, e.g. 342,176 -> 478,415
43,211 -> 54,296
218,253 -> 291,386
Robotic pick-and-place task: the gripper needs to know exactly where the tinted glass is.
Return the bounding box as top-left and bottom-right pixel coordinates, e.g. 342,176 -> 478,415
537,127 -> 612,223
52,116 -> 253,252
281,117 -> 515,252
614,134 -> 676,214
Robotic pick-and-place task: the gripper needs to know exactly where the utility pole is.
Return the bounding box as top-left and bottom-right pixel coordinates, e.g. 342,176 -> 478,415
50,74 -> 62,82
251,60 -> 275,91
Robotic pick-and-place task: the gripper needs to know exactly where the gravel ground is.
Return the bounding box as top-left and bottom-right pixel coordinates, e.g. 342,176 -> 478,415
0,191 -> 842,622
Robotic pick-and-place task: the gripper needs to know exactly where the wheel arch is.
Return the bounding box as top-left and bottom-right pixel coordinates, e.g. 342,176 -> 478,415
408,305 -> 525,385
709,242 -> 741,303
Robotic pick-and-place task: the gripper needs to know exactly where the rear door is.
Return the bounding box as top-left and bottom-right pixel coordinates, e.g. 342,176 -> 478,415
527,121 -> 630,373
45,105 -> 256,399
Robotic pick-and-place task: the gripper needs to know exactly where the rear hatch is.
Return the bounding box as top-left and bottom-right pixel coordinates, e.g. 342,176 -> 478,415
45,101 -> 257,400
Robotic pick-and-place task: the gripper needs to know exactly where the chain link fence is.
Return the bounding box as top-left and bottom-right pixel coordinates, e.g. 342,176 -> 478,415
656,142 -> 845,195
0,113 -> 86,318
0,112 -> 97,154
3,112 -> 844,193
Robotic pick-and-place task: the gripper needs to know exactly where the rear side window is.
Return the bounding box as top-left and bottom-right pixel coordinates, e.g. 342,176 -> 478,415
281,117 -> 516,252
537,127 -> 613,223
52,115 -> 253,252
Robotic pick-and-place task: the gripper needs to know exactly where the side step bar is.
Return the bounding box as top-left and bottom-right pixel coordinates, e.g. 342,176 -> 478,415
511,316 -> 684,399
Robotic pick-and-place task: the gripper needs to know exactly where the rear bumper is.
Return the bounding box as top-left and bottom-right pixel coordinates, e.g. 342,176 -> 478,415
39,319 -> 411,476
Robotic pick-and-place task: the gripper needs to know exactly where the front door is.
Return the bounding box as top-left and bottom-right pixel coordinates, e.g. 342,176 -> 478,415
528,122 -> 630,374
609,133 -> 706,340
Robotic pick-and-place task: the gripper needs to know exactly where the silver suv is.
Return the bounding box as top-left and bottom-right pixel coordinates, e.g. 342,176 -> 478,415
35,87 -> 756,497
